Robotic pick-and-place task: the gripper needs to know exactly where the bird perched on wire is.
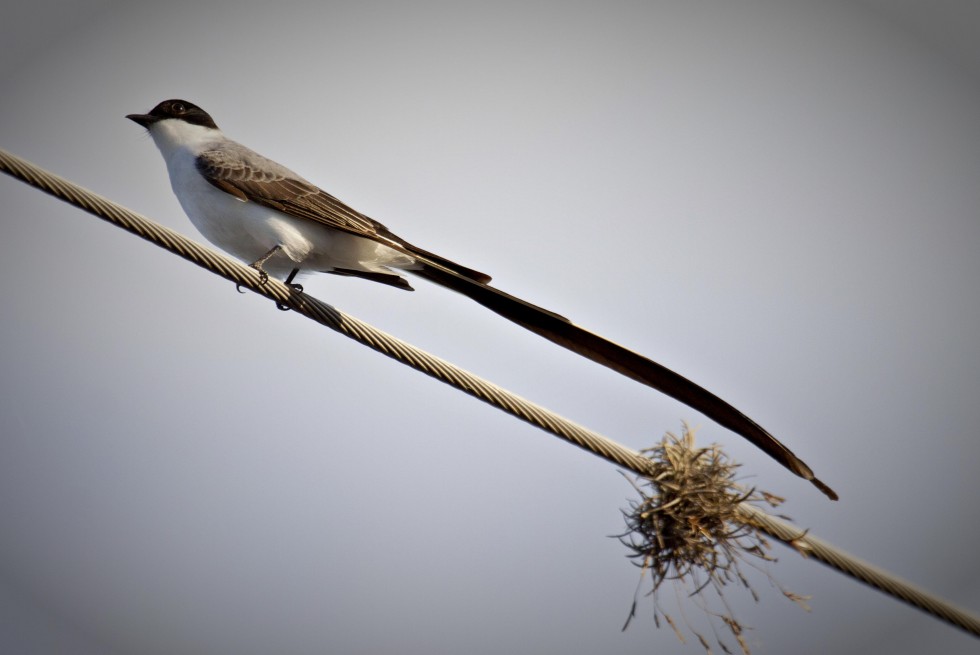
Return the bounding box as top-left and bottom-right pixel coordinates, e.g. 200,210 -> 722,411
127,99 -> 836,500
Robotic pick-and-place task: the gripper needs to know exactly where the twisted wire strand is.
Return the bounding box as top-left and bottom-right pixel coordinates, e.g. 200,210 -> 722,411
2,147 -> 977,638
735,504 -> 979,637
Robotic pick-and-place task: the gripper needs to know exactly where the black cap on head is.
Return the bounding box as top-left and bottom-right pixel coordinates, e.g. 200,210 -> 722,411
126,99 -> 218,129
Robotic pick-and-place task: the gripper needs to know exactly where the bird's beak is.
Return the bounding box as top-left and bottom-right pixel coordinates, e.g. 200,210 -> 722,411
126,113 -> 160,128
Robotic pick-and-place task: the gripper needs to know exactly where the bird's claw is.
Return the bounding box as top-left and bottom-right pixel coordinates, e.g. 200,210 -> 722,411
274,268 -> 304,311
276,281 -> 304,311
238,261 -> 300,311
236,265 -> 270,293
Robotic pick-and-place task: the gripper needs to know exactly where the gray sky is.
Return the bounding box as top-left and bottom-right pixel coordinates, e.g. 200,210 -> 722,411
1,1 -> 978,653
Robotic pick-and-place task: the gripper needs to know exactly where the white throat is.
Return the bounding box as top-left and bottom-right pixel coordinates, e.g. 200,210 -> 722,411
148,119 -> 223,161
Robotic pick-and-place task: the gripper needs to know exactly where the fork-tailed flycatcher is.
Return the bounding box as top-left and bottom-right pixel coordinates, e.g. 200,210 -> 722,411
127,99 -> 835,499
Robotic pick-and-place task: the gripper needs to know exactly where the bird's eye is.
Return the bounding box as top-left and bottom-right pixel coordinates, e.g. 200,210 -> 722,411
171,102 -> 186,113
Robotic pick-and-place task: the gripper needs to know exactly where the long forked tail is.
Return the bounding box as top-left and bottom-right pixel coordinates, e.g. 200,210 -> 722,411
411,260 -> 837,500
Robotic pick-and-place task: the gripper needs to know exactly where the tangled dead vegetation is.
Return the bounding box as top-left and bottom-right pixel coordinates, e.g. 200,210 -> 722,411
617,425 -> 809,654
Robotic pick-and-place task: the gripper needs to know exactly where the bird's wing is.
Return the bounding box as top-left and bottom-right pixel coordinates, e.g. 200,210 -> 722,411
196,145 -> 386,238
195,144 -> 492,283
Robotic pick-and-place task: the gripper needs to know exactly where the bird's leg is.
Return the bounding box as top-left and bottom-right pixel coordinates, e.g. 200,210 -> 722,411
276,267 -> 303,312
236,245 -> 283,292
248,245 -> 284,284
284,268 -> 303,292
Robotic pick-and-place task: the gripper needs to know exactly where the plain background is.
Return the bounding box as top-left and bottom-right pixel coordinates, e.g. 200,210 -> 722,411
1,1 -> 978,653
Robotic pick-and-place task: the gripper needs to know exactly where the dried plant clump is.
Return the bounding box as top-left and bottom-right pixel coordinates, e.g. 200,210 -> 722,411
617,425 -> 804,654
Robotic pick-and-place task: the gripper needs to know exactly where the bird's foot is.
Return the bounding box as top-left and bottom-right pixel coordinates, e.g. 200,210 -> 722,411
244,245 -> 283,289
251,267 -> 270,286
283,268 -> 302,292
237,266 -> 269,293
276,268 -> 303,311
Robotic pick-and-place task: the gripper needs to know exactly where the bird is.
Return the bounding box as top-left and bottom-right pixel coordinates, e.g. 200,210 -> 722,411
127,99 -> 836,500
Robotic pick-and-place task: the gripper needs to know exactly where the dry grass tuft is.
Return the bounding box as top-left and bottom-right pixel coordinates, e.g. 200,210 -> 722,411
617,425 -> 803,654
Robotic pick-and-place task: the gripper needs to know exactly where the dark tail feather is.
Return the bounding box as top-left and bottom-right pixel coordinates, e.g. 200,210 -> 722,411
412,261 -> 836,500
327,267 -> 415,290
